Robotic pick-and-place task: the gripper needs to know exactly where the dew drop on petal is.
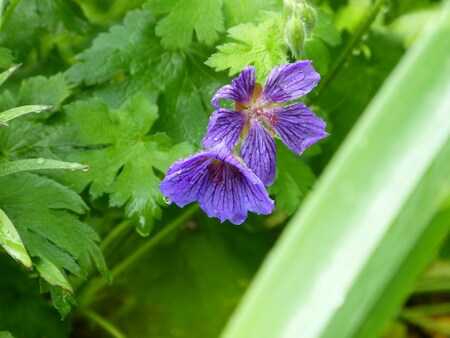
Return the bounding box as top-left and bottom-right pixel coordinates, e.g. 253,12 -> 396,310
163,196 -> 171,204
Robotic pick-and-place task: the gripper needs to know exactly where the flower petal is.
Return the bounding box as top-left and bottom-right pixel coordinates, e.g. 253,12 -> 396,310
211,66 -> 256,109
159,152 -> 211,207
198,146 -> 274,224
269,102 -> 329,155
160,145 -> 274,224
240,121 -> 276,186
262,61 -> 320,104
202,108 -> 247,149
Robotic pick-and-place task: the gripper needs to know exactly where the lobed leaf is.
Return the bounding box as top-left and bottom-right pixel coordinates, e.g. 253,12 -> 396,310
206,12 -> 287,80
61,95 -> 193,235
147,0 -> 224,49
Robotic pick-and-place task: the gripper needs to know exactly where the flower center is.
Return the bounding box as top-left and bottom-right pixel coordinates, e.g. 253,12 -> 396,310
207,159 -> 238,184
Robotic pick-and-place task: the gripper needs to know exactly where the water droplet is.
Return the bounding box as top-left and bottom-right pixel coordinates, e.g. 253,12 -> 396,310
36,158 -> 46,164
163,196 -> 171,204
139,216 -> 146,226
81,166 -> 90,172
0,121 -> 9,126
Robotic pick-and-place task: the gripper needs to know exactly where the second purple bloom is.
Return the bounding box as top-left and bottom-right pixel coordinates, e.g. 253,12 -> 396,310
202,61 -> 329,186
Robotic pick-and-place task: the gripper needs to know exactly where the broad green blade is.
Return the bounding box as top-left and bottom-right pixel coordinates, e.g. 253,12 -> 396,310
221,2 -> 450,338
0,105 -> 53,125
34,257 -> 74,294
0,208 -> 32,269
0,158 -> 89,178
0,63 -> 20,88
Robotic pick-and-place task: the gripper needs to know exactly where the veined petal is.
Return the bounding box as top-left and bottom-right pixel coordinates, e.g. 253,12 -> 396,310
241,121 -> 276,186
211,66 -> 256,109
159,145 -> 274,224
160,152 -> 211,207
262,61 -> 320,104
202,109 -> 247,149
269,102 -> 329,155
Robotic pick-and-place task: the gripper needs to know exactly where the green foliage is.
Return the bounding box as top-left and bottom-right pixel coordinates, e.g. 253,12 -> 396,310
0,173 -> 108,279
206,12 -> 287,79
66,9 -> 165,108
146,0 -> 224,49
0,0 -> 448,337
0,0 -> 88,59
0,255 -> 70,338
61,95 -> 192,235
0,48 -> 13,69
269,144 -> 317,215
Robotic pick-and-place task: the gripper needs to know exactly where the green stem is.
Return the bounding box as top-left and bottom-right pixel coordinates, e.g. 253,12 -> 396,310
100,219 -> 133,252
77,205 -> 199,307
80,308 -> 127,338
0,0 -> 20,32
111,205 -> 198,277
315,0 -> 386,98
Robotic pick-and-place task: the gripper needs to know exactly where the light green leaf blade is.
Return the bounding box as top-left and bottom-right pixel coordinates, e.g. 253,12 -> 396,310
221,3 -> 450,338
0,208 -> 32,269
0,158 -> 89,178
0,332 -> 15,338
34,257 -> 73,294
0,105 -> 53,125
0,64 -> 20,88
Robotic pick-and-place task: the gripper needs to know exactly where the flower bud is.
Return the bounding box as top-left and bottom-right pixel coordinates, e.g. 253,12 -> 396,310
285,14 -> 306,57
300,2 -> 317,37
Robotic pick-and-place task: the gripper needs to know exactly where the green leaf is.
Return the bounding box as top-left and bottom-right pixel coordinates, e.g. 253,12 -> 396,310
302,38 -> 331,75
313,8 -> 341,47
154,57 -> 225,145
0,0 -> 88,57
0,208 -> 32,269
0,173 -> 109,283
34,257 -> 73,293
0,64 -> 20,88
0,158 -> 89,178
0,332 -> 15,338
65,9 -> 163,107
0,105 -> 53,125
221,3 -> 450,338
268,144 -> 316,216
147,0 -> 224,49
0,73 -> 71,121
0,48 -> 13,69
61,95 -> 193,235
17,73 -> 72,111
206,11 -> 287,79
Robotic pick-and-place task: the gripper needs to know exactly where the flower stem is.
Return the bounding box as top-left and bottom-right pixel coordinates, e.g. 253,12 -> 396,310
100,219 -> 133,252
315,0 -> 386,98
77,205 -> 199,307
79,308 -> 127,338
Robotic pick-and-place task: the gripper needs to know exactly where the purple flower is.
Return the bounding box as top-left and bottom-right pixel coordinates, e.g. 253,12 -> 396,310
202,61 -> 329,186
159,144 -> 274,225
